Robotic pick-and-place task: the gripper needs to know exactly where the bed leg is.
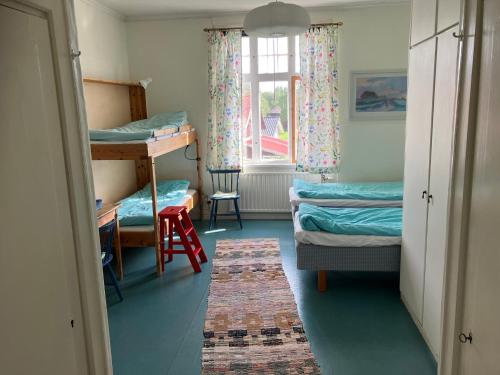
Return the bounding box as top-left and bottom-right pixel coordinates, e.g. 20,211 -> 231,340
317,271 -> 327,292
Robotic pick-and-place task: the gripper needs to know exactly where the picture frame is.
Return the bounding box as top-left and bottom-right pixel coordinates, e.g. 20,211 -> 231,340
350,71 -> 407,120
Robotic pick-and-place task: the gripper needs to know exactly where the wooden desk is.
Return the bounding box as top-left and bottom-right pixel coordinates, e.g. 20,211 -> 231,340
97,203 -> 123,280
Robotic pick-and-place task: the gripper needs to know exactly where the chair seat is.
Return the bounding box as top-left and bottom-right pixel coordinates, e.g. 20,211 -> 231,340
210,191 -> 240,200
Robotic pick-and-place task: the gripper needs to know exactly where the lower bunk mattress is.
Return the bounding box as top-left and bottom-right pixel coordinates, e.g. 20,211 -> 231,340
119,180 -> 193,226
120,189 -> 199,248
293,211 -> 401,272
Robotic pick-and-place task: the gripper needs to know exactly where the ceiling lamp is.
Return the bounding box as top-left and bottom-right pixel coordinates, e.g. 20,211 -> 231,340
244,1 -> 311,37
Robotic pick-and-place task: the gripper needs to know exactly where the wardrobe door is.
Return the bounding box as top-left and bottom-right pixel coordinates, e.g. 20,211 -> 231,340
423,26 -> 460,359
437,0 -> 461,33
411,0 -> 437,45
400,37 -> 436,324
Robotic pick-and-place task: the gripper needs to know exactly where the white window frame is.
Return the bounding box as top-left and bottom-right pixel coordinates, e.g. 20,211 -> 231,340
243,35 -> 298,167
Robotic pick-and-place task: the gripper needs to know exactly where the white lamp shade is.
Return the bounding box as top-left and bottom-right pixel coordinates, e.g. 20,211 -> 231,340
244,2 -> 311,37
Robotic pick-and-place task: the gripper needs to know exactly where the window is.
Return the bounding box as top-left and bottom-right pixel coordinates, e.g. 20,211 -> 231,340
242,35 -> 299,164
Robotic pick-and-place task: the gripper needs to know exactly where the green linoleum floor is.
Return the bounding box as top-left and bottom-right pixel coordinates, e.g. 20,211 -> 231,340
106,220 -> 437,375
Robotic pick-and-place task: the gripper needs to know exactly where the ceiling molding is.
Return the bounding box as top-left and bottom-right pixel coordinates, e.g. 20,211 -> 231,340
79,0 -> 125,20
124,0 -> 410,23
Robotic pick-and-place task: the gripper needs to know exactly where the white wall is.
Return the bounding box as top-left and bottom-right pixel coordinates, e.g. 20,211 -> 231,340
75,0 -> 137,203
125,3 -> 410,197
75,0 -> 130,81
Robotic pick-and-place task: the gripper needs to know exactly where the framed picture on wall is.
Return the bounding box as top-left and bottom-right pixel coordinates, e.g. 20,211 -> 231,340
350,71 -> 407,120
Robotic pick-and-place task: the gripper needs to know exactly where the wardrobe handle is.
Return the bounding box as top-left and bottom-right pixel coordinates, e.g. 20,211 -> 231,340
427,194 -> 433,204
421,190 -> 428,199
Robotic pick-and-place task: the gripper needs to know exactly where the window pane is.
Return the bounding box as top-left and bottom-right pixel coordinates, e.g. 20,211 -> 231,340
258,56 -> 268,74
242,80 -> 253,161
277,37 -> 288,54
242,37 -> 250,56
242,56 -> 250,74
295,35 -> 300,74
258,38 -> 267,56
259,81 -> 289,161
277,55 -> 288,73
257,37 -> 288,74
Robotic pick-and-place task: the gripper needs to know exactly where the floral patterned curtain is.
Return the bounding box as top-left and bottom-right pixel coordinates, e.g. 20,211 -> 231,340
206,31 -> 242,170
296,26 -> 340,174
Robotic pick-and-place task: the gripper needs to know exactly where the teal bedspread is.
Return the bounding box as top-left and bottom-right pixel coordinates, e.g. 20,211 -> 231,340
293,179 -> 403,201
298,203 -> 402,236
118,180 -> 190,226
89,111 -> 188,142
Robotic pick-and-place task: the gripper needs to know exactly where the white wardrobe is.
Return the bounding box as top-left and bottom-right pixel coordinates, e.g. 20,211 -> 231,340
400,0 -> 462,360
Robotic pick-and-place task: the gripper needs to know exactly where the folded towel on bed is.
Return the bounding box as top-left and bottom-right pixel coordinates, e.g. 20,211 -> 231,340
293,179 -> 403,201
298,203 -> 402,236
118,180 -> 190,226
89,111 -> 188,141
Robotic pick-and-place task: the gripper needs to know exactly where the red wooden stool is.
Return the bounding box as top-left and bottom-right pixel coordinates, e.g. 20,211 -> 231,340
159,206 -> 207,273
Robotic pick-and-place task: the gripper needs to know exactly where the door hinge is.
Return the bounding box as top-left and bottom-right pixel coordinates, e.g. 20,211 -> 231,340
458,332 -> 472,344
70,49 -> 81,59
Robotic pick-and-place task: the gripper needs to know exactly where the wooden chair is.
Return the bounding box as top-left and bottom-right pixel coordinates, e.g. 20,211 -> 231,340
98,219 -> 123,302
207,169 -> 243,230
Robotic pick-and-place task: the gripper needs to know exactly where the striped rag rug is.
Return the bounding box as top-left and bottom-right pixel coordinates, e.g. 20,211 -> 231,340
202,238 -> 321,374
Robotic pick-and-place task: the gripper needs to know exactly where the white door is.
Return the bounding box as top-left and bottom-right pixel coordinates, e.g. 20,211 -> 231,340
400,37 -> 436,324
422,26 -> 460,359
459,0 -> 500,373
0,1 -> 110,373
410,0 -> 437,45
437,0 -> 461,33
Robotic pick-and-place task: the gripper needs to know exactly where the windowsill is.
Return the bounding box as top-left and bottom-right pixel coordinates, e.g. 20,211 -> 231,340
243,163 -> 297,174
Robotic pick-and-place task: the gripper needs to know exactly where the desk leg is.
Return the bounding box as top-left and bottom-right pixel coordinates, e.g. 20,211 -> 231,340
114,211 -> 124,280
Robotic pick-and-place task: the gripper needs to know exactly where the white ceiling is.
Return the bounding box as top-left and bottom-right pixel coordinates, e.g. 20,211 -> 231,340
96,0 -> 407,19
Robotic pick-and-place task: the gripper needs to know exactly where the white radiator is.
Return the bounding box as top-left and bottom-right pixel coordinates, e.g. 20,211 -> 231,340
238,172 -> 320,213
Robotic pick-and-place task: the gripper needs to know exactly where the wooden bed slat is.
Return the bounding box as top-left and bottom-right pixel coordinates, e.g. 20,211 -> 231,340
148,130 -> 196,158
90,129 -> 197,160
83,77 -> 142,87
129,85 -> 147,121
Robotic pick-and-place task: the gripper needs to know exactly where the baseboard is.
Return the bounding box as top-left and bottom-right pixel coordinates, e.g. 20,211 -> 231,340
400,292 -> 439,362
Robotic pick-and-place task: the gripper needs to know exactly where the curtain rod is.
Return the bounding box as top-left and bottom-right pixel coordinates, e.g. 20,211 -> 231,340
203,22 -> 343,32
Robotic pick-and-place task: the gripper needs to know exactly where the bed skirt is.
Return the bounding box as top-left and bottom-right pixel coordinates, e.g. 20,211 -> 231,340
296,241 -> 401,272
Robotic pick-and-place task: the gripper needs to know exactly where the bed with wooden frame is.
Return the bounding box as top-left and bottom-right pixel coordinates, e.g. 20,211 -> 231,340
84,77 -> 202,277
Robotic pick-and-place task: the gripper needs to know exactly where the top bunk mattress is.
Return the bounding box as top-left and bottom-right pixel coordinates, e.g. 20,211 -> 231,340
89,111 -> 188,142
293,179 -> 403,202
118,179 -> 191,226
289,188 -> 403,209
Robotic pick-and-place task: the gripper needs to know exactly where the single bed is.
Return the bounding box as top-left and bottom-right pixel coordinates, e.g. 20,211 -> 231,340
290,179 -> 404,213
293,205 -> 402,292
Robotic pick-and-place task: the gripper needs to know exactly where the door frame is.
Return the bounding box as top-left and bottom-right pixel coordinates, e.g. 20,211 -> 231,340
1,0 -> 113,373
439,0 -> 482,373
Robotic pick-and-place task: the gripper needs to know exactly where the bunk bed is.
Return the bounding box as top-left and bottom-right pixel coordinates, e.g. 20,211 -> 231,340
84,77 -> 202,276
